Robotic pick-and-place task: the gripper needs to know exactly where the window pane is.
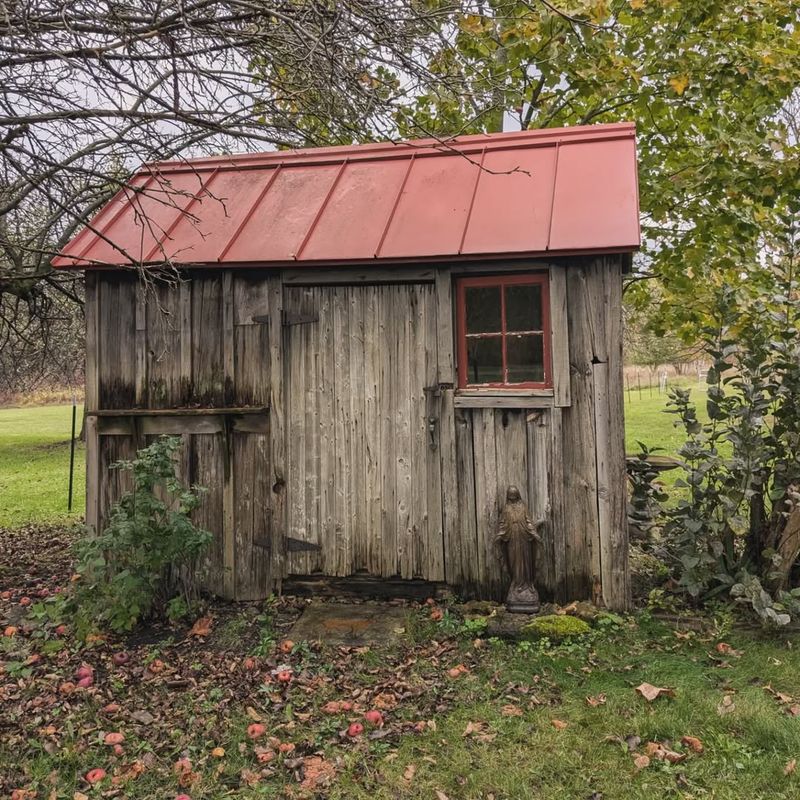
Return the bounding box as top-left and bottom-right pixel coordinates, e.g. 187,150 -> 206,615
505,283 -> 542,332
466,336 -> 503,384
465,286 -> 501,333
506,334 -> 544,383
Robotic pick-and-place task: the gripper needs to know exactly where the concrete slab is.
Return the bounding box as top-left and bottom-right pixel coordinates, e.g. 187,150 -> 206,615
289,601 -> 410,647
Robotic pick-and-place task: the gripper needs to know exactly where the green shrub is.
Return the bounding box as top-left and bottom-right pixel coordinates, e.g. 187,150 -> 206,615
69,436 -> 211,635
522,614 -> 591,641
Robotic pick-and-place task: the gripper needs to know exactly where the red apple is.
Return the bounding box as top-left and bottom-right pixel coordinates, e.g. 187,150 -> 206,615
55,624 -> 67,636
85,768 -> 106,784
364,710 -> 384,727
18,597 -> 31,607
276,669 -> 292,683
346,722 -> 364,738
112,652 -> 129,667
77,675 -> 94,689
104,732 -> 124,745
74,664 -> 93,680
247,723 -> 266,740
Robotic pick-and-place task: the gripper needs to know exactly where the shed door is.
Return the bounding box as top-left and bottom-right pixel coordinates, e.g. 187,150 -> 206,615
284,283 -> 445,581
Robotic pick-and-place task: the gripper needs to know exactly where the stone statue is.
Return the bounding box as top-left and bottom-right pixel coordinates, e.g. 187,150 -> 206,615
495,485 -> 545,614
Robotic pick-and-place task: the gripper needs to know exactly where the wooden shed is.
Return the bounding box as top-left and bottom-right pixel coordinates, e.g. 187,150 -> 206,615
54,122 -> 640,610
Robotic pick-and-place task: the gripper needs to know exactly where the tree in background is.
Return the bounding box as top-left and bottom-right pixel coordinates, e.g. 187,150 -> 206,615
0,0 -> 466,392
400,0 -> 800,336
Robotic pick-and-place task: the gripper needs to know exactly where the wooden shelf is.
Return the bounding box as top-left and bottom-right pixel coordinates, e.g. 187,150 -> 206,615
88,407 -> 268,417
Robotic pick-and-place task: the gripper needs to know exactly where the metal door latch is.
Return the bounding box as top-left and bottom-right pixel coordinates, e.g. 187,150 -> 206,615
428,415 -> 438,450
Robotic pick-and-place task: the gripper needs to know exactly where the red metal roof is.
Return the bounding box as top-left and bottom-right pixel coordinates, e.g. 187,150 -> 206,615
52,122 -> 639,269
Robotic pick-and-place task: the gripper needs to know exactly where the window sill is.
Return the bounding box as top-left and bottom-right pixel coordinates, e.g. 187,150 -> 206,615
454,389 -> 555,409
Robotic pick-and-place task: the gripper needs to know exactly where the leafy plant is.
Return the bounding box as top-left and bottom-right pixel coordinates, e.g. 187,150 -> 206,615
655,221 -> 800,626
68,436 -> 212,634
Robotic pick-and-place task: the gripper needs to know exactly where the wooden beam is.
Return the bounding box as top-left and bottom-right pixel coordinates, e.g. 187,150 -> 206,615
87,407 -> 268,417
549,264 -> 571,407
454,393 -> 555,409
282,267 -> 436,285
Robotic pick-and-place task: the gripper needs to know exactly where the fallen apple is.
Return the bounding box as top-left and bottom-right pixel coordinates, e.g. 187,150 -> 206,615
276,670 -> 292,683
243,657 -> 257,671
77,675 -> 94,689
85,768 -> 106,784
247,723 -> 266,740
279,639 -> 294,654
364,710 -> 384,727
112,652 -> 130,667
3,626 -> 17,637
104,732 -> 124,746
175,795 -> 192,800
346,722 -> 364,738
59,681 -> 76,695
18,597 -> 31,607
0,590 -> 10,600
113,744 -> 124,756
55,625 -> 67,636
278,742 -> 295,753
74,664 -> 93,681
102,703 -> 120,714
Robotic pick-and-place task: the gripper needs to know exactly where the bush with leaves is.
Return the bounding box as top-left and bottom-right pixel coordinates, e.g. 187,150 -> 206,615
653,217 -> 800,626
69,436 -> 212,635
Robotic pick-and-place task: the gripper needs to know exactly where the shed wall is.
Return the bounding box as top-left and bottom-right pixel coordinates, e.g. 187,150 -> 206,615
85,257 -> 628,609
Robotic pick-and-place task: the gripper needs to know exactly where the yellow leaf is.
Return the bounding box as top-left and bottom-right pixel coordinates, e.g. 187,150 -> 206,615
629,0 -> 645,8
669,75 -> 689,95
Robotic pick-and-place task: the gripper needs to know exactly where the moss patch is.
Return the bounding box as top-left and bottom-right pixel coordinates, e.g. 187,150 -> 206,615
523,614 -> 592,641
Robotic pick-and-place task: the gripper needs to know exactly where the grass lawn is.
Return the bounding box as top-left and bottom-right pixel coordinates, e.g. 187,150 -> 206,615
0,404 -> 85,527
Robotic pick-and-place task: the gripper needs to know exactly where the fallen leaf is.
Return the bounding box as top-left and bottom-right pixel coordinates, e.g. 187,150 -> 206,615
715,642 -> 742,657
785,758 -> 797,776
246,706 -> 263,722
681,735 -> 704,754
633,754 -> 650,770
586,693 -> 607,707
788,704 -> 800,718
501,704 -> 523,717
130,710 -> 155,725
188,616 -> 212,637
372,692 -> 397,710
717,694 -> 736,716
300,756 -> 336,790
403,763 -> 417,783
635,683 -> 676,702
551,719 -> 568,730
435,791 -> 450,800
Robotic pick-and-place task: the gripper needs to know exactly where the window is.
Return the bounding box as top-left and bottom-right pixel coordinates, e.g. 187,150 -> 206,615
456,273 -> 551,390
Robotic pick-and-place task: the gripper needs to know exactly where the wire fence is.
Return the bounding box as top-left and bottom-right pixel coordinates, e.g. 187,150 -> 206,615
624,364 -> 709,404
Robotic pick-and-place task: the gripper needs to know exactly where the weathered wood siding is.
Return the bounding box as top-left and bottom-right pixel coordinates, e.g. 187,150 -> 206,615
85,270 -> 274,601
86,257 -> 629,608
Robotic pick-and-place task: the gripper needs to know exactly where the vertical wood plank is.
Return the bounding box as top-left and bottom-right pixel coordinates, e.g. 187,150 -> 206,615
191,272 -> 224,406
526,410 -> 554,598
548,407 -> 567,602
349,287 -> 367,572
455,407 -> 478,593
134,278 -> 147,406
423,284 -> 445,581
179,277 -> 192,404
562,262 -> 598,600
267,272 -> 285,588
435,268 -> 455,386
304,287 -> 322,575
318,289 -> 337,576
396,286 -> 414,579
84,272 -> 100,532
549,264 -> 571,407
379,286 -> 398,577
221,272 -> 236,598
332,286 -> 351,576
473,408 -> 504,599
363,286 -> 383,575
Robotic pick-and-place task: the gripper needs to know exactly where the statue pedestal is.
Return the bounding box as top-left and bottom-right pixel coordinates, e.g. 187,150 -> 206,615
505,582 -> 540,615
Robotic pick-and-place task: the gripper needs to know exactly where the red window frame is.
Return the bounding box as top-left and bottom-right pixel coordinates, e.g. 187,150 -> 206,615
456,273 -> 552,390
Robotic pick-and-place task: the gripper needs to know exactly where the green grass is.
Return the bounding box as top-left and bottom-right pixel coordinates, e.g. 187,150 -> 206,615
624,377 -> 708,456
0,404 -> 85,527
